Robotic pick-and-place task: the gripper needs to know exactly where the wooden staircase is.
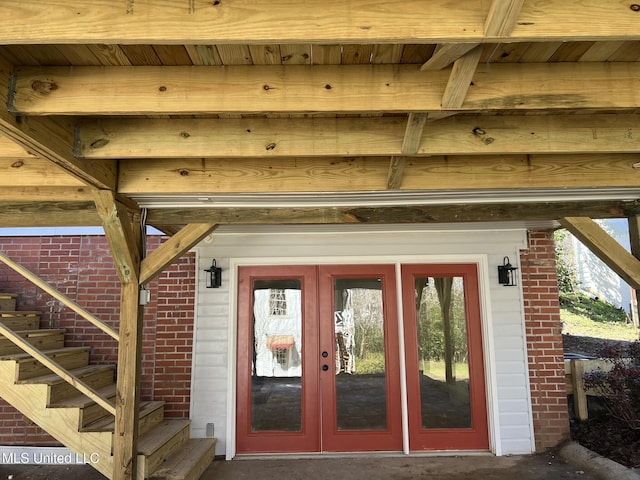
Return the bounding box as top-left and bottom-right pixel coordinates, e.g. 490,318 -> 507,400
0,292 -> 216,480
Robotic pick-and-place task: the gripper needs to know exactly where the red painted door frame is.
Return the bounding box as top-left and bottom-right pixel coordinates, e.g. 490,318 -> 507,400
236,264 -> 403,453
401,263 -> 489,451
318,264 -> 403,452
236,265 -> 320,453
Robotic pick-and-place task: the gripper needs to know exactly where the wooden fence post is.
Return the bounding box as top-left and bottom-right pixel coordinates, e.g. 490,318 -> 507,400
571,359 -> 589,421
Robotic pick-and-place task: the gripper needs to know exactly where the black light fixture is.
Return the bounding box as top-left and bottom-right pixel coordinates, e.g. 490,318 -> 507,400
497,256 -> 518,286
204,259 -> 222,288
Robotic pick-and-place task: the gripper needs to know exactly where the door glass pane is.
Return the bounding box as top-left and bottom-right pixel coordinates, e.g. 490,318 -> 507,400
251,279 -> 302,432
334,278 -> 387,431
415,276 -> 471,429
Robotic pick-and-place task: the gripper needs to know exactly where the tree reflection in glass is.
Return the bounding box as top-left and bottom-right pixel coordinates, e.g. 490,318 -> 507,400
415,277 -> 472,429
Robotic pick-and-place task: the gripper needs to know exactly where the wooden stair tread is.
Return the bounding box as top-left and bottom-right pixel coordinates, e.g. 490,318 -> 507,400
1,328 -> 65,336
0,346 -> 90,361
0,329 -> 66,356
83,400 -> 165,432
17,364 -> 115,385
0,294 -> 18,298
138,419 -> 190,456
149,438 -> 217,480
0,311 -> 42,315
49,382 -> 116,408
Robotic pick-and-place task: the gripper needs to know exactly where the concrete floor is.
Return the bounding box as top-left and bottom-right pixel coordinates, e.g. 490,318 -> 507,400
202,451 -> 597,480
0,450 -> 599,480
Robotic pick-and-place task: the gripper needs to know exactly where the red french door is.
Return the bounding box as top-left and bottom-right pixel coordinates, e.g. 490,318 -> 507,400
236,265 -> 402,454
401,264 -> 489,450
236,265 -> 319,453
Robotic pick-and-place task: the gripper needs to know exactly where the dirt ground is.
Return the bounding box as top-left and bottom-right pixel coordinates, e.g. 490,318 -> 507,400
0,450 -> 597,480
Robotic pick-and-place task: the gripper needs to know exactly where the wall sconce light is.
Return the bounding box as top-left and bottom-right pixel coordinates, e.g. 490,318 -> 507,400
497,256 -> 518,286
204,259 -> 222,288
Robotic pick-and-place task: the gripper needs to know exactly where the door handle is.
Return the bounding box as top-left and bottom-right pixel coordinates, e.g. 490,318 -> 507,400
322,365 -> 329,371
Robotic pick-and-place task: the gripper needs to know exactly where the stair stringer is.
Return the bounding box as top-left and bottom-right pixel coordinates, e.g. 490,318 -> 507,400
0,360 -> 114,478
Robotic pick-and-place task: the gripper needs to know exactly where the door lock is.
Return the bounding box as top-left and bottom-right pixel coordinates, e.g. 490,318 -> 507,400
322,365 -> 329,371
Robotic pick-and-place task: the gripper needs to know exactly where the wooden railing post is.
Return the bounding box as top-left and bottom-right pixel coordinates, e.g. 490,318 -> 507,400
570,359 -> 589,421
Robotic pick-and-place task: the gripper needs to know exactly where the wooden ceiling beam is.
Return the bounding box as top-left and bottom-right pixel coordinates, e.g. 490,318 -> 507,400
559,217 -> 640,290
79,113 -> 640,159
1,199 -> 639,228
145,200 -> 640,226
0,202 -> 100,227
0,186 -> 92,202
0,59 -> 116,190
0,1 -> 638,44
13,63 -> 640,116
117,154 -> 640,195
0,135 -> 36,158
0,157 -> 86,186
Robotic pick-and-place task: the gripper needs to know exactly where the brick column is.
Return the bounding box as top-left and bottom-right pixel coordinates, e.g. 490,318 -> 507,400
520,229 -> 570,451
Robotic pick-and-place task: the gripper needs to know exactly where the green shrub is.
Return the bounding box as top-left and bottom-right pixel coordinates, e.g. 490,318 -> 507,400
355,352 -> 386,374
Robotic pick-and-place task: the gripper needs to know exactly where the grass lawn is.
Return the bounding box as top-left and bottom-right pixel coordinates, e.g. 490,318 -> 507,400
560,293 -> 639,341
420,360 -> 470,381
561,310 -> 638,341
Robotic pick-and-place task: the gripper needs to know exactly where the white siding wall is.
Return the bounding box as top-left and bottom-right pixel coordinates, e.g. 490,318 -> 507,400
190,225 -> 534,457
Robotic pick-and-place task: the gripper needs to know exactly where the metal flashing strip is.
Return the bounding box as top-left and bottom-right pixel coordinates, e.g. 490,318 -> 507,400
131,188 -> 640,209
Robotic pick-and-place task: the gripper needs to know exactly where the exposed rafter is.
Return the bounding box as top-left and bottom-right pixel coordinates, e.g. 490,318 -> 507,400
76,114 -> 640,160
0,186 -> 92,202
1,199 -> 639,228
0,0 -> 637,44
0,59 -> 117,189
145,201 -> 640,226
0,202 -> 99,226
117,154 -> 640,195
11,63 -> 640,116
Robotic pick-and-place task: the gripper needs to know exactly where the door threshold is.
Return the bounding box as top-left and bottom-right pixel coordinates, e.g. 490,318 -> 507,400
233,450 -> 492,460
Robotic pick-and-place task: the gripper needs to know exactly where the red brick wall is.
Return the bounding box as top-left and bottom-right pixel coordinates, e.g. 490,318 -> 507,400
0,235 -> 196,445
520,229 -> 570,451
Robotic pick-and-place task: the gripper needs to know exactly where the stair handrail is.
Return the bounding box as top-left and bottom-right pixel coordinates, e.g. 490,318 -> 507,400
0,323 -> 116,415
0,252 -> 119,341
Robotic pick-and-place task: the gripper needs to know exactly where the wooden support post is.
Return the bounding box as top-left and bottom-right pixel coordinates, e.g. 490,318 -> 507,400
571,359 -> 589,421
114,281 -> 144,480
94,190 -> 142,480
